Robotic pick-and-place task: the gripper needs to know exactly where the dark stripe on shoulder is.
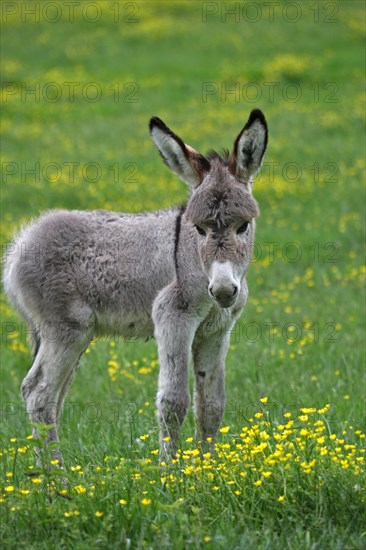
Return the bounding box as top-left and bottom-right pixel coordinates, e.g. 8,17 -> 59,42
174,204 -> 186,274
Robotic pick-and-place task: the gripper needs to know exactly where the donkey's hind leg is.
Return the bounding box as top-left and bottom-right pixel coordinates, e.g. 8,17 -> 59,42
21,330 -> 90,468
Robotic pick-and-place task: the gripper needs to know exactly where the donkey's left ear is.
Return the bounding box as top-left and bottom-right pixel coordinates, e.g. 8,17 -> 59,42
149,117 -> 210,187
230,109 -> 268,186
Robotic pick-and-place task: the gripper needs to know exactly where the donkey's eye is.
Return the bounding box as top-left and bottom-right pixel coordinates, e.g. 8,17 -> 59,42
237,222 -> 249,234
195,225 -> 206,236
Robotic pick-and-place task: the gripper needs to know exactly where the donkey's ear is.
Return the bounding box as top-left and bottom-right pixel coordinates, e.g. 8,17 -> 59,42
230,109 -> 268,185
149,117 -> 210,187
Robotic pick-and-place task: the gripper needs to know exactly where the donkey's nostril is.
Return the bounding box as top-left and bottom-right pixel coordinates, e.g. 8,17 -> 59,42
232,285 -> 238,297
209,286 -> 214,297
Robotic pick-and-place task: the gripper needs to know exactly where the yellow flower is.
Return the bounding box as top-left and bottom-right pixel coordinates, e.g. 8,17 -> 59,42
31,478 -> 42,484
317,404 -> 330,414
162,436 -> 170,442
74,485 -> 86,494
219,426 -> 230,434
204,536 -> 212,542
254,480 -> 263,486
278,495 -> 285,502
186,437 -> 194,443
138,367 -> 152,375
119,499 -> 127,505
260,397 -> 268,404
139,434 -> 149,441
141,498 -> 152,506
5,486 -> 14,492
95,511 -> 103,517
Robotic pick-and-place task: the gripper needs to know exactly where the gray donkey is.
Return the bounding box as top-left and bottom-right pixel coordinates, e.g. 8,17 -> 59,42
3,109 -> 268,465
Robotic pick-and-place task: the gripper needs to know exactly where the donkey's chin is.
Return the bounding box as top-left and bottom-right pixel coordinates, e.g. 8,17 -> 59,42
216,297 -> 237,309
209,292 -> 238,309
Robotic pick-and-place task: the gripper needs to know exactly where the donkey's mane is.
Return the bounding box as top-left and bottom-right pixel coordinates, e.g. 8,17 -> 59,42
206,149 -> 231,166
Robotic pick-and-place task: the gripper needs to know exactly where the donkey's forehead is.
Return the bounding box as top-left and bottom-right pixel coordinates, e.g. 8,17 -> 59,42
185,176 -> 259,226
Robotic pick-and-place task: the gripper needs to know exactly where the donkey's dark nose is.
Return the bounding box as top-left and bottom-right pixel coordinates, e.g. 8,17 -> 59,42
209,283 -> 238,308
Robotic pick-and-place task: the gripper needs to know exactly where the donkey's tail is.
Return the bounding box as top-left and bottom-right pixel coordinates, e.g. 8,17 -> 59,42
3,230 -> 41,360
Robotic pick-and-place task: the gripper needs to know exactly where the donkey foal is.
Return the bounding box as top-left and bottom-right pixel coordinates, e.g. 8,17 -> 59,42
3,109 -> 268,465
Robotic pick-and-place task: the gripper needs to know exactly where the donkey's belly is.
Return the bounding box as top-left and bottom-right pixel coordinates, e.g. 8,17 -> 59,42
94,309 -> 155,340
91,272 -> 172,340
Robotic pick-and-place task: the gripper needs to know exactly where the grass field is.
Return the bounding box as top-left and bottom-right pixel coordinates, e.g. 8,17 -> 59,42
1,1 -> 365,548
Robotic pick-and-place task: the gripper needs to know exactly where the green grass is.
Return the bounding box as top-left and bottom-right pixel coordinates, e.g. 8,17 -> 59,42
1,1 -> 365,548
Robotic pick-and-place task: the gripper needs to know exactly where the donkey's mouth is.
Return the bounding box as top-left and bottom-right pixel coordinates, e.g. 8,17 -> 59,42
216,297 -> 237,309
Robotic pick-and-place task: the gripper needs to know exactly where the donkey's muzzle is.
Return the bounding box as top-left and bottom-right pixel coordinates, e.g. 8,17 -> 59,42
209,283 -> 238,308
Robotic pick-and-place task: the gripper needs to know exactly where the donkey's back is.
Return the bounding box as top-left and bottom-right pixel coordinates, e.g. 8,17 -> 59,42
4,208 -> 178,342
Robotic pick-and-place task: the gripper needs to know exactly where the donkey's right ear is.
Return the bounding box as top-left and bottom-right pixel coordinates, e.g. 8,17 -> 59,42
230,109 -> 268,186
149,117 -> 210,187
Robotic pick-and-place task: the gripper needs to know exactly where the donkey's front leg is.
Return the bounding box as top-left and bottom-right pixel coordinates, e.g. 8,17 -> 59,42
153,289 -> 200,458
192,326 -> 233,452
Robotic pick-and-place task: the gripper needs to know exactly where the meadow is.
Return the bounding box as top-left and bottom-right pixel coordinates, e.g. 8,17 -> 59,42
1,1 -> 365,548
